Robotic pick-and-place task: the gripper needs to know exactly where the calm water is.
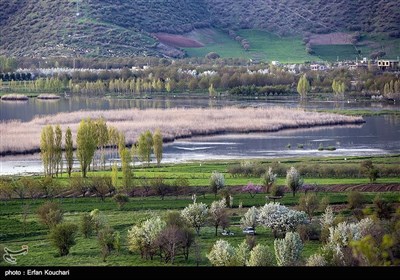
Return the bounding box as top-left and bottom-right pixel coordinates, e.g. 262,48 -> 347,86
0,96 -> 399,175
1,95 -> 399,122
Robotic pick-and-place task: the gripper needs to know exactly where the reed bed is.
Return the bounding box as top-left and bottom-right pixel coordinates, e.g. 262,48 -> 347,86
37,93 -> 61,100
0,107 -> 363,155
1,94 -> 29,101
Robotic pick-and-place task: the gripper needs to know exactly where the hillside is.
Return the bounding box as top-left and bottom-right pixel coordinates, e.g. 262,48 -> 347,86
0,0 -> 399,59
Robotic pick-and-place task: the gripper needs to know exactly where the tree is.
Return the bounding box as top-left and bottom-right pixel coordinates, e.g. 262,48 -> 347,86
40,125 -> 55,177
54,125 -> 63,177
246,244 -> 274,266
261,167 -> 277,193
111,162 -> 118,190
257,202 -> 308,238
205,52 -> 220,60
306,254 -> 327,266
240,206 -> 258,230
207,239 -> 235,266
286,166 -> 303,197
209,198 -> 228,236
36,201 -> 63,229
137,130 -> 153,166
127,216 -> 166,260
95,117 -> 109,170
152,129 -> 163,166
347,191 -> 365,210
234,240 -> 250,266
117,132 -> 126,159
208,83 -> 216,97
70,177 -> 90,197
181,202 -> 208,235
210,172 -> 225,198
91,176 -> 114,202
65,127 -> 74,177
76,118 -> 98,177
360,160 -> 379,183
98,227 -> 119,262
296,74 -> 310,99
274,232 -> 303,266
49,223 -> 78,256
298,193 -> 319,221
242,183 -> 262,198
120,148 -> 133,192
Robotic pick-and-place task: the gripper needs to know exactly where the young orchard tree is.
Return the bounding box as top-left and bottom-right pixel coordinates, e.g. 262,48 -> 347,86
209,198 -> 228,236
286,166 -> 303,197
261,167 -> 277,193
64,127 -> 74,177
181,202 -> 208,236
50,223 -> 78,256
207,239 -> 236,266
240,206 -> 258,230
298,193 -> 319,221
274,232 -> 303,266
76,118 -> 98,178
153,129 -> 163,166
210,171 -> 225,198
120,148 -> 133,193
246,244 -> 274,266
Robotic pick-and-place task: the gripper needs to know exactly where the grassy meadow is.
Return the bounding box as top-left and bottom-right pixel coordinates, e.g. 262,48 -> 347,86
1,155 -> 399,266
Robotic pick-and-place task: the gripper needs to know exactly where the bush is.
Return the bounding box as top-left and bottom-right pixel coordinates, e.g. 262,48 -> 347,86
360,160 -> 379,183
274,232 -> 303,266
246,244 -> 274,266
348,191 -> 365,209
98,227 -> 119,261
298,193 -> 319,221
270,184 -> 285,197
49,223 -> 78,256
113,193 -> 129,209
80,213 -> 95,238
36,201 -> 63,229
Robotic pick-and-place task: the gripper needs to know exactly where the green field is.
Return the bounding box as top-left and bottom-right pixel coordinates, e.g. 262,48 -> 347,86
185,29 -> 317,63
1,155 -> 399,266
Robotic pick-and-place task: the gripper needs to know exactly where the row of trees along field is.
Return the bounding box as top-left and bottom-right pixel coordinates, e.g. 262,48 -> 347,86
1,63 -> 400,100
40,118 -> 163,178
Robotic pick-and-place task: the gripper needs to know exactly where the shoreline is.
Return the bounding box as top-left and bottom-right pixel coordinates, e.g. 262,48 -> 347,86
0,118 -> 365,157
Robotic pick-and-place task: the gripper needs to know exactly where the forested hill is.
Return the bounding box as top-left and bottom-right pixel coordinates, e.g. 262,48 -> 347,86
0,0 -> 399,58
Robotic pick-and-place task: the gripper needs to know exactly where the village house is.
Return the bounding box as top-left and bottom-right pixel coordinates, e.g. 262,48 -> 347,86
377,59 -> 399,71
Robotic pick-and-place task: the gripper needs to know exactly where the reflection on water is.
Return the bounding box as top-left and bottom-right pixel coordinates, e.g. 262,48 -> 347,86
1,95 -> 400,122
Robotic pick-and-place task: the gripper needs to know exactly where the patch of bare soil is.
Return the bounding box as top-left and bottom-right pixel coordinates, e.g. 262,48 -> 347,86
321,184 -> 400,192
154,33 -> 204,48
309,32 -> 353,45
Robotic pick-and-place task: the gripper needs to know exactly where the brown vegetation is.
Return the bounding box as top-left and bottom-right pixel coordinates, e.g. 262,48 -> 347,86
0,107 -> 363,155
154,33 -> 204,48
1,94 -> 28,101
308,33 -> 353,45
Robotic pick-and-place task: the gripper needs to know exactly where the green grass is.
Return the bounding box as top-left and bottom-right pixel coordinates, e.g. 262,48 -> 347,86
312,45 -> 359,62
317,109 -> 400,117
185,29 -> 317,63
1,189 -> 399,266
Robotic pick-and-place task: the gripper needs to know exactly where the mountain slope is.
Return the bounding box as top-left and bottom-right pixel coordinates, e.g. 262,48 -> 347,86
0,0 -> 398,58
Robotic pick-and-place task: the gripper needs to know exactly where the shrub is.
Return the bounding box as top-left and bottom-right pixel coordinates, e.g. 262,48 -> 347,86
240,206 -> 258,229
36,201 -> 63,229
306,254 -> 327,266
360,160 -> 379,182
234,240 -> 250,266
80,213 -> 95,238
298,193 -> 319,221
113,193 -> 129,210
242,183 -> 262,198
348,191 -> 365,209
270,184 -> 285,197
90,209 -> 108,234
49,223 -> 78,256
261,167 -> 277,193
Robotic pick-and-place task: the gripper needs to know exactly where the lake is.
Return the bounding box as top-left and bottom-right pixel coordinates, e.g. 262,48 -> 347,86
0,96 -> 399,175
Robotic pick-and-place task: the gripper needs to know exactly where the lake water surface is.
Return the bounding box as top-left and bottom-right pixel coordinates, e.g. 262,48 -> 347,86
0,96 -> 399,175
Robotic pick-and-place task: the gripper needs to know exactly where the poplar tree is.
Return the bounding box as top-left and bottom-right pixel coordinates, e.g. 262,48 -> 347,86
40,125 -> 55,177
152,129 -> 163,166
137,130 -> 153,166
76,119 -> 98,178
54,125 -> 63,177
296,74 -> 310,99
65,127 -> 74,178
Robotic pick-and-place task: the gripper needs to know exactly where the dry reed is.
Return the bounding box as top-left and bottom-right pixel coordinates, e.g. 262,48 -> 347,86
1,94 -> 29,101
0,107 -> 363,155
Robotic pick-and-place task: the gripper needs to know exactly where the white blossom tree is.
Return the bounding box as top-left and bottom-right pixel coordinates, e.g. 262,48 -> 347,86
257,202 -> 308,237
262,167 -> 277,193
210,172 -> 225,198
286,166 -> 303,197
246,244 -> 274,266
181,202 -> 208,235
127,216 -> 166,259
234,240 -> 250,266
274,232 -> 303,266
240,206 -> 258,229
306,253 -> 327,266
207,239 -> 235,266
209,198 -> 228,236
320,205 -> 335,229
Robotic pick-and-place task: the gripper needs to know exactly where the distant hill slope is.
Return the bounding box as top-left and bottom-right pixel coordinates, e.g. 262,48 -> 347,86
0,0 -> 398,58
